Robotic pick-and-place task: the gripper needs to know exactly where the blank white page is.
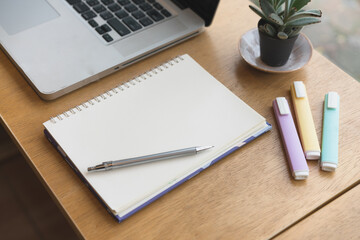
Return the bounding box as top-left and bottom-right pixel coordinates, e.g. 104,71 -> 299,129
44,54 -> 266,215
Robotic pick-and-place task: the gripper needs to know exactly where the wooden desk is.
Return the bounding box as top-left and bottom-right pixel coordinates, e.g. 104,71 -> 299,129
1,1 -> 359,239
274,185 -> 360,240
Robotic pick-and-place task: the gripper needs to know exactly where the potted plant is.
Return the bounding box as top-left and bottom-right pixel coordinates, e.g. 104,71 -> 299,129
249,0 -> 322,66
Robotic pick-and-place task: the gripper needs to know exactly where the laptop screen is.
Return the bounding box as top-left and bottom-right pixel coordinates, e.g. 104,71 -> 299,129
171,0 -> 220,27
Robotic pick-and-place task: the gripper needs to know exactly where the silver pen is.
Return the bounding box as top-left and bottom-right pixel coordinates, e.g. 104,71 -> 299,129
87,146 -> 214,172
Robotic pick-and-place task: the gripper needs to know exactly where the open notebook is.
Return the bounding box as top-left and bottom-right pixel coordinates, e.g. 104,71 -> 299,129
43,54 -> 271,222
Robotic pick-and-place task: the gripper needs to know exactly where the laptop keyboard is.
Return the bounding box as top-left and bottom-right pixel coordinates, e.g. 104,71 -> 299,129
65,0 -> 173,43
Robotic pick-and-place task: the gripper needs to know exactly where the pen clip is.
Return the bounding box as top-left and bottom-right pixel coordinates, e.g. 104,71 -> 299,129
293,81 -> 306,98
276,97 -> 290,115
327,92 -> 338,109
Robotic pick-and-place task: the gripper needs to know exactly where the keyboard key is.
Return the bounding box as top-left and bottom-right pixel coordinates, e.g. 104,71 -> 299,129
93,4 -> 106,13
124,4 -> 137,12
132,10 -> 145,19
139,3 -> 152,11
117,0 -> 130,6
101,0 -> 114,5
147,0 -> 155,3
82,10 -> 97,20
86,0 -> 99,6
108,3 -> 121,12
101,24 -> 112,32
153,2 -> 163,10
73,2 -> 90,13
95,26 -> 106,34
146,9 -> 164,22
103,34 -> 113,42
88,19 -> 99,27
132,0 -> 145,4
139,17 -> 153,27
108,18 -> 131,36
122,16 -> 142,31
100,11 -> 114,20
95,24 -> 111,35
161,9 -> 171,17
66,0 -> 81,5
115,9 -> 129,18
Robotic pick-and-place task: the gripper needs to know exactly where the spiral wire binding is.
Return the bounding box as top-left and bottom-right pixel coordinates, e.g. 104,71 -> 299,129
49,55 -> 185,124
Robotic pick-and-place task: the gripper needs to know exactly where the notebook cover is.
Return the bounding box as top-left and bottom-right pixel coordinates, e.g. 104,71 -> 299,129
43,54 -> 271,221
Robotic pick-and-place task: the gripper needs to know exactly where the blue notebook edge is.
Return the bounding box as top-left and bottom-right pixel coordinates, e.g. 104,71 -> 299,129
44,122 -> 271,223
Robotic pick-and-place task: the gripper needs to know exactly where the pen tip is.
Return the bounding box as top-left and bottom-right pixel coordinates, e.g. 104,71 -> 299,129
196,146 -> 214,152
87,167 -> 95,172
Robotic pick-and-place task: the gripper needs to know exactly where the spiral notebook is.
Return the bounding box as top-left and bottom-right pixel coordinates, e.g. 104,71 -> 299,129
43,54 -> 271,222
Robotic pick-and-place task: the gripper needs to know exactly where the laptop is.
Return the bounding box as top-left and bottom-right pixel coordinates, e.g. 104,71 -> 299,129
0,0 -> 219,100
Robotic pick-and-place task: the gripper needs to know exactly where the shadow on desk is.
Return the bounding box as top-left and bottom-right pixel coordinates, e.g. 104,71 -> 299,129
0,126 -> 79,240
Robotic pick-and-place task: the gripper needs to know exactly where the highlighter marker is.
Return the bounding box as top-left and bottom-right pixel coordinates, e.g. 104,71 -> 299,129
273,97 -> 309,180
290,81 -> 321,160
321,92 -> 340,171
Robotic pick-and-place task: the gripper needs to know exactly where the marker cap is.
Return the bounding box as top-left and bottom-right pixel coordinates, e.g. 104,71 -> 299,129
321,162 -> 337,172
305,151 -> 321,160
293,171 -> 309,180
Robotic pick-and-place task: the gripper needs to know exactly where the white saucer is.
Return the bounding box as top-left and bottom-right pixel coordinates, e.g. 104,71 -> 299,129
239,28 -> 313,73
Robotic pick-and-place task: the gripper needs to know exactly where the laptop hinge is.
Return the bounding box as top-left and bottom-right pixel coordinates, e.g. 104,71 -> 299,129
170,0 -> 188,10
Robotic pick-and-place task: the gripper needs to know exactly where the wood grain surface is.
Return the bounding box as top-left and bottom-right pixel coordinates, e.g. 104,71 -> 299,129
274,185 -> 360,240
1,1 -> 360,239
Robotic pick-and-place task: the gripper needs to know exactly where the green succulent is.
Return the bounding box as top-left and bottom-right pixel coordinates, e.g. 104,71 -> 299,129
249,0 -> 322,39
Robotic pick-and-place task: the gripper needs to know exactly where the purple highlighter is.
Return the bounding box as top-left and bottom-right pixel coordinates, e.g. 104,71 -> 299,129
273,97 -> 309,180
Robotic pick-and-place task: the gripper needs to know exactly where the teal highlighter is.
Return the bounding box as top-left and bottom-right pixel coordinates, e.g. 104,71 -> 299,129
321,92 -> 340,171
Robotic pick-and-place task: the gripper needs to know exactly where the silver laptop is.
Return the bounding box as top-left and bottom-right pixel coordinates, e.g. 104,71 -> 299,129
0,0 -> 219,100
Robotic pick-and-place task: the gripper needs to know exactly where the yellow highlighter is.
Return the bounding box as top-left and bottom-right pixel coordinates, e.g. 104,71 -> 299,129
290,81 -> 321,160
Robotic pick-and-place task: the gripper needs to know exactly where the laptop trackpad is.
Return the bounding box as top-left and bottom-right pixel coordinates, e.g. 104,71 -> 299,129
0,0 -> 59,35
115,18 -> 187,57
